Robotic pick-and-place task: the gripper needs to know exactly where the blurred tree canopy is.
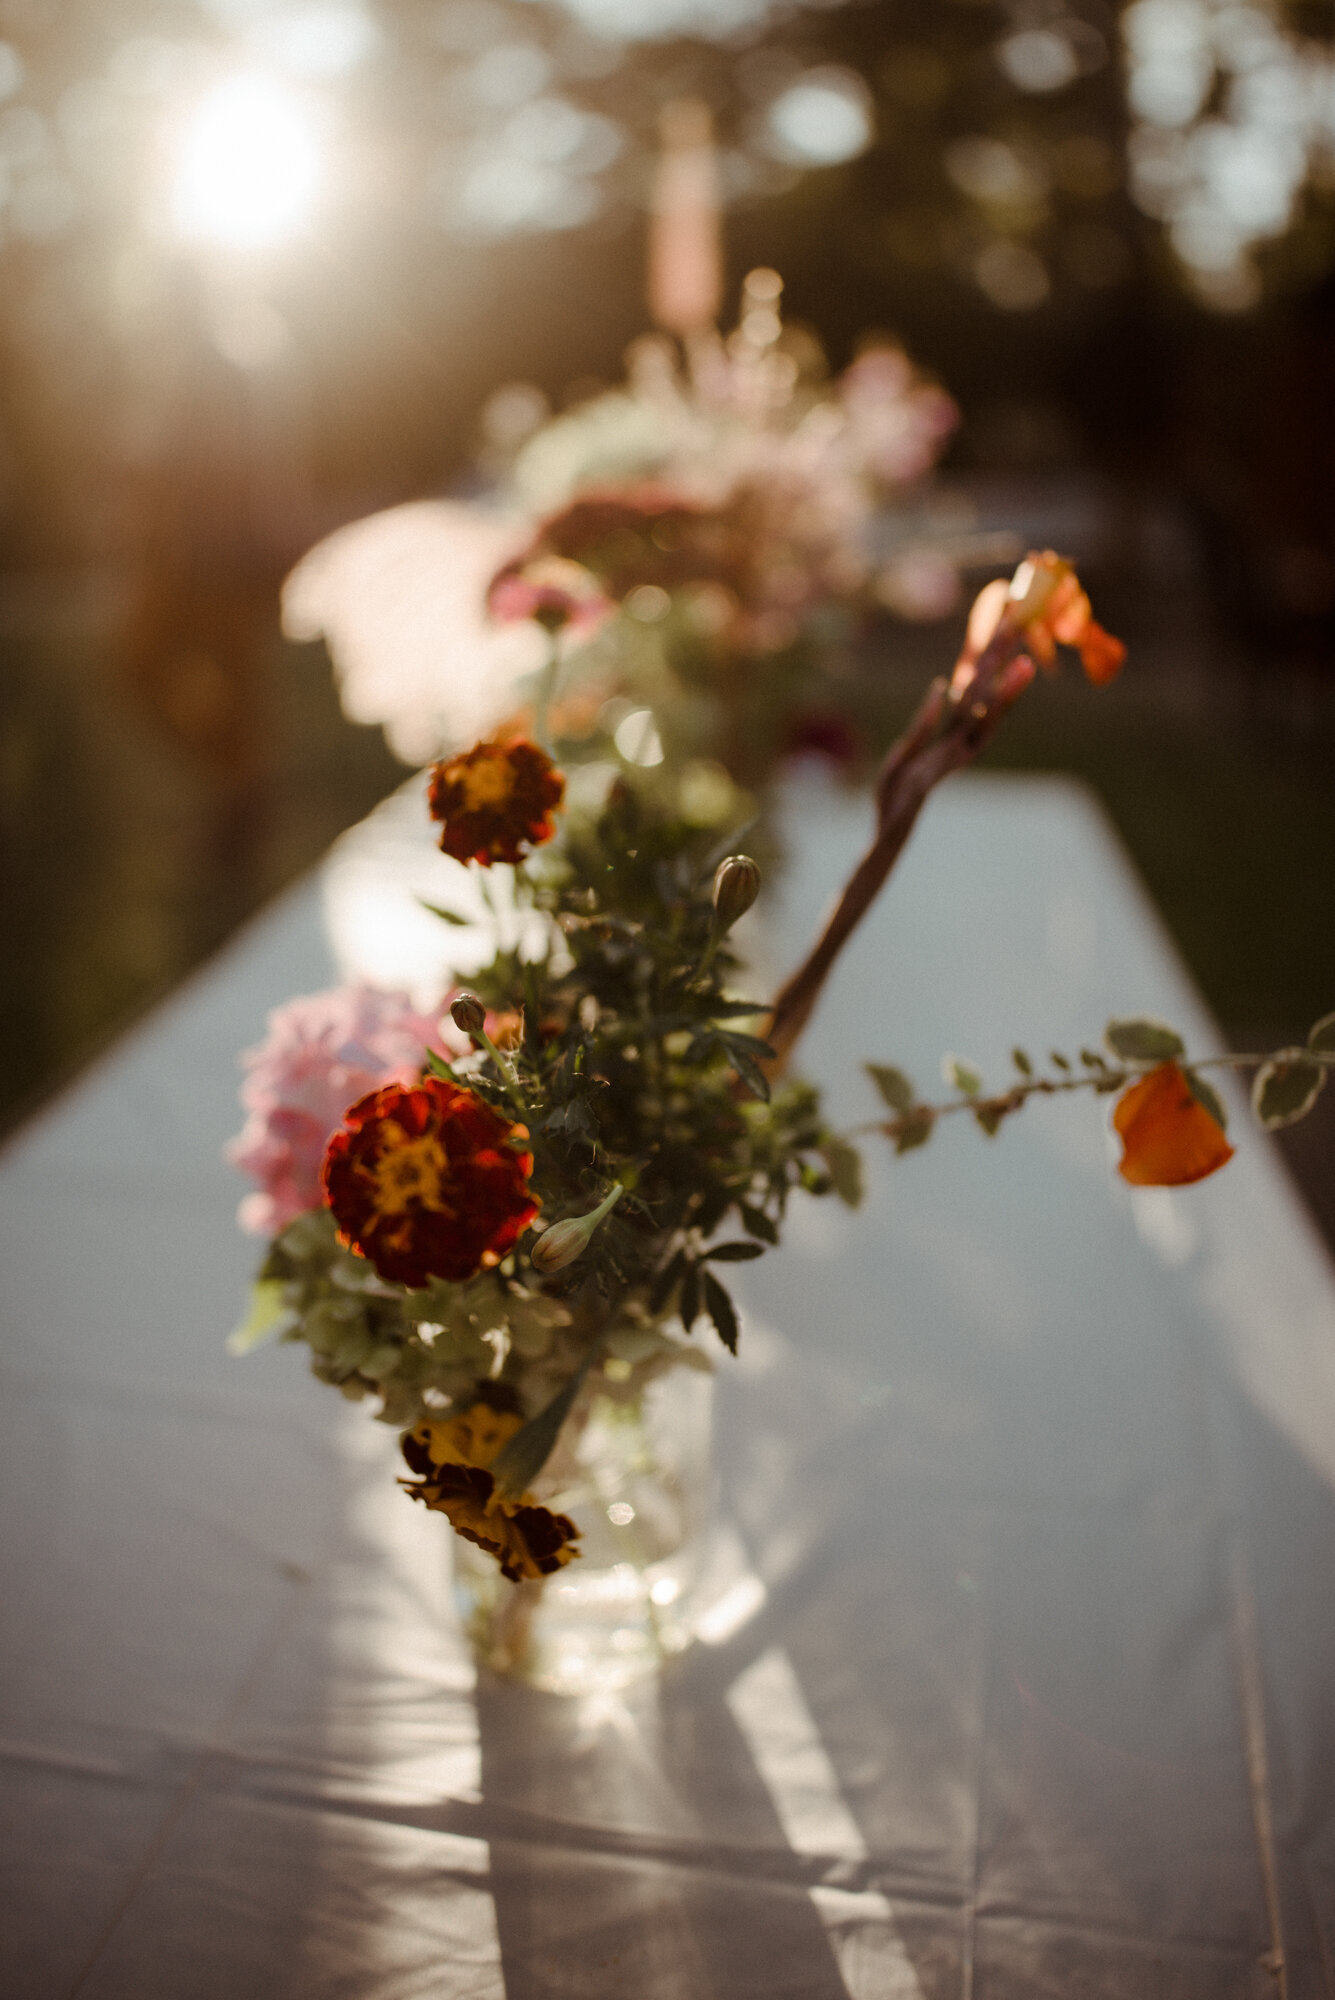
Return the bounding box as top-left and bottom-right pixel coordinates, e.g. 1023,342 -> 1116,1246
0,0 -> 1331,644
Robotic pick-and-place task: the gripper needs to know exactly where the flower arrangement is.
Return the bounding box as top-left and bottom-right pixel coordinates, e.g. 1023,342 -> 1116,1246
230,543 -> 1334,1634
282,273 -> 1004,783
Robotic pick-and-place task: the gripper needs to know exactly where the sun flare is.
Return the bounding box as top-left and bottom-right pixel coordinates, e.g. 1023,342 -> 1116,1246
169,73 -> 324,251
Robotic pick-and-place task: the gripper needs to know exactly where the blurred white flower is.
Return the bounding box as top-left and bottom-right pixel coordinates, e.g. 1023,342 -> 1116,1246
282,500 -> 540,762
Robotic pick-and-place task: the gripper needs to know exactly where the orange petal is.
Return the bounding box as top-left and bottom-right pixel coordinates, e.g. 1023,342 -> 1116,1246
1079,621 -> 1126,686
962,578 -> 1010,663
1047,577 -> 1092,645
1113,1063 -> 1234,1186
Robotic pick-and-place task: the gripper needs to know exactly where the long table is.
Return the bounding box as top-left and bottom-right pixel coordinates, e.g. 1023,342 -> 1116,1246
4,771 -> 1334,1998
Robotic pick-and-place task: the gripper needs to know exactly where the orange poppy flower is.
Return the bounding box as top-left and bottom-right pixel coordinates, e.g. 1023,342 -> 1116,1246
428,737 -> 565,867
1113,1062 -> 1235,1187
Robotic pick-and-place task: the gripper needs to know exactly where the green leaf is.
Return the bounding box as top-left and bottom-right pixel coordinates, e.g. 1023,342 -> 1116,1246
1252,1052 -> 1326,1131
695,1184 -> 731,1236
1049,1051 -> 1071,1072
643,1012 -> 696,1036
727,1047 -> 771,1103
866,1063 -> 915,1113
1012,1048 -> 1032,1076
418,899 -> 471,926
820,1138 -> 864,1208
1104,1016 -> 1186,1063
492,1359 -> 591,1498
649,1248 -> 685,1315
680,1261 -> 701,1332
702,1269 -> 739,1355
226,1279 -> 296,1356
1184,1069 -> 1229,1132
703,1240 -> 765,1263
974,1102 -> 1007,1137
942,1054 -> 983,1097
566,1097 -> 599,1140
739,1203 -> 779,1244
718,1029 -> 777,1060
894,1106 -> 935,1154
1308,1011 -> 1335,1055
424,1048 -> 456,1080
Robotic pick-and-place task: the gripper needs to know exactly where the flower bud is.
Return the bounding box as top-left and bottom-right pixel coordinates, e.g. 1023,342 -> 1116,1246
712,854 -> 761,930
450,992 -> 486,1037
529,1218 -> 595,1274
529,1183 -> 624,1274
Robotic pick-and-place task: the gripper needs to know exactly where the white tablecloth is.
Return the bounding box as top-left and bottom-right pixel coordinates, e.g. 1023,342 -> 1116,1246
4,772 -> 1334,1998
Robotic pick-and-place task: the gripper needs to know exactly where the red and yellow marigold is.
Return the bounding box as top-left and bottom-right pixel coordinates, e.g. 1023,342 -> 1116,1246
321,1076 -> 539,1286
428,737 -> 564,867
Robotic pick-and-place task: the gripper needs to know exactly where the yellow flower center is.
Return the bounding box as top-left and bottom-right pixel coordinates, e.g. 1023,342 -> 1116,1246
458,753 -> 517,813
363,1121 -> 456,1228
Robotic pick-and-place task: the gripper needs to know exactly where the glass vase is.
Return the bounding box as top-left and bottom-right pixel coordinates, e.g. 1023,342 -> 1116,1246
451,1361 -> 714,1695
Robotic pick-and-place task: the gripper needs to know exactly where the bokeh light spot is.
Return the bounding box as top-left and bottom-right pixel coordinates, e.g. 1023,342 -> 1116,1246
975,240 -> 1051,311
251,2 -> 380,79
997,28 -> 1079,94
764,68 -> 873,167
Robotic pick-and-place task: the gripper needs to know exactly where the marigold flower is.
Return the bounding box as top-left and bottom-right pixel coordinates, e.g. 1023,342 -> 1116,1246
428,737 -> 565,867
400,1402 -> 581,1581
321,1076 -> 539,1286
1113,1062 -> 1235,1187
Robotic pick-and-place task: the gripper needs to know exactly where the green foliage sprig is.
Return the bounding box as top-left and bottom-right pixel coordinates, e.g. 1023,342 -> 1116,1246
854,1011 -> 1335,1153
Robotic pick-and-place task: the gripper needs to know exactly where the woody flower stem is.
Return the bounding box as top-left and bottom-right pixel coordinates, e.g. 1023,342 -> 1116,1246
765,555 -> 1059,1068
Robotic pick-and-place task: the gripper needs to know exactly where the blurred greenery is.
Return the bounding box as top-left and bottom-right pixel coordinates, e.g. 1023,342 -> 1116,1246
0,607 -> 399,1131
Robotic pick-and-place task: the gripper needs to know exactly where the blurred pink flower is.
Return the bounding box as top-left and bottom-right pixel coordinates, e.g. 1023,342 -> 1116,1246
839,347 -> 958,487
486,555 -> 613,636
226,985 -> 460,1237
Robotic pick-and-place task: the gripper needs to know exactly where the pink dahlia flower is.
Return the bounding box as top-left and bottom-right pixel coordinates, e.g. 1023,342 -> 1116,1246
226,985 -> 458,1238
